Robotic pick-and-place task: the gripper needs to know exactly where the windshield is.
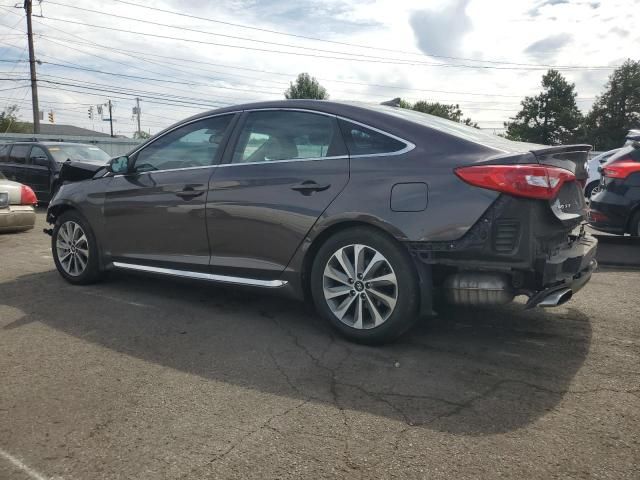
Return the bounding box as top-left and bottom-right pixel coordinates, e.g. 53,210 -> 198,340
47,145 -> 111,164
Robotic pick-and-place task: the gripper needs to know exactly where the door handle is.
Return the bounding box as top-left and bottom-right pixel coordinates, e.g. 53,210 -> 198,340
291,181 -> 331,195
175,186 -> 204,199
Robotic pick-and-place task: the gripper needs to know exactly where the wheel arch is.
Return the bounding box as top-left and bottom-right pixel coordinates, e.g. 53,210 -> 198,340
626,202 -> 640,235
300,219 -> 411,301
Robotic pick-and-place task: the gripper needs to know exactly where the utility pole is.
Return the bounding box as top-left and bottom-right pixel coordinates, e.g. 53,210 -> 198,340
24,0 -> 40,134
135,97 -> 141,136
108,99 -> 114,137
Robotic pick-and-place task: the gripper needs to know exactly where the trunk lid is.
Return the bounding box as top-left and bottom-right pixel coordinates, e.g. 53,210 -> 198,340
531,144 -> 591,228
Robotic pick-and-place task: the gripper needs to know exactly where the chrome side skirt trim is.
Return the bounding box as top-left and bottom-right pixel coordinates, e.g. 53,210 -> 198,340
112,262 -> 287,288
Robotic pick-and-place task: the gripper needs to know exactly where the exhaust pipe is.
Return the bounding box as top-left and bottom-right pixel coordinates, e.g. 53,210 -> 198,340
537,288 -> 572,307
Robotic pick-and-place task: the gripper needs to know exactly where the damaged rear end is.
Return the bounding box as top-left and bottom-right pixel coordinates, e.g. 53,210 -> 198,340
411,144 -> 597,308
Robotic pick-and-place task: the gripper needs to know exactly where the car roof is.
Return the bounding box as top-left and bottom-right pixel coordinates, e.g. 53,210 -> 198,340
170,99 -> 541,154
0,141 -> 98,147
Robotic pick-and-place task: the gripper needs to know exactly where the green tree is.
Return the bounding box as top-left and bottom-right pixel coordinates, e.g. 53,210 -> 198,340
0,105 -> 31,133
504,69 -> 583,145
583,59 -> 640,150
284,73 -> 328,100
400,100 -> 478,128
133,130 -> 151,140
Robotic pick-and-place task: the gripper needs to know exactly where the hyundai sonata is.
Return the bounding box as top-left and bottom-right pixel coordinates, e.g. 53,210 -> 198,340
46,100 -> 597,343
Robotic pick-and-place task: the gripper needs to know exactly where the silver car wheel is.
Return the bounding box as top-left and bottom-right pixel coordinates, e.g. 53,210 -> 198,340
322,244 -> 398,329
56,221 -> 89,277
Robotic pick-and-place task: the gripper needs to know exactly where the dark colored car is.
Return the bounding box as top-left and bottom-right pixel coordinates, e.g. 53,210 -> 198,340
589,144 -> 640,236
45,100 -> 597,344
0,142 -> 110,203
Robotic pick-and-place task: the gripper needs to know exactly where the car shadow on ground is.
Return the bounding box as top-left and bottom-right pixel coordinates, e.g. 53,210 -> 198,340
1,269 -> 592,436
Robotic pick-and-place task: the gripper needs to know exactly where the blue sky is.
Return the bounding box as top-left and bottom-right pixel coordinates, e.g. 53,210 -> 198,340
0,0 -> 637,136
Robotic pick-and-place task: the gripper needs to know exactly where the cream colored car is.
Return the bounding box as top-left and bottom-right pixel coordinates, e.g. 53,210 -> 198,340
0,171 -> 36,232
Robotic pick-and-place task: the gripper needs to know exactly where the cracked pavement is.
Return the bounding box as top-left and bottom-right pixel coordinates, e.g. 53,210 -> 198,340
1,213 -> 639,479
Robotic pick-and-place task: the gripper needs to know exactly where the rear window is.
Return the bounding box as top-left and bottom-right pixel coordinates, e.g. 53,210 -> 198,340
339,119 -> 407,156
9,144 -> 30,164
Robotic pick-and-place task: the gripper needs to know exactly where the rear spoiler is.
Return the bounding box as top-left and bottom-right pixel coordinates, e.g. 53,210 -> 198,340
530,144 -> 592,181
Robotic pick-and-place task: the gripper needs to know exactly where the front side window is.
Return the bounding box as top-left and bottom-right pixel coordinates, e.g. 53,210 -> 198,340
8,144 -> 30,164
29,146 -> 49,164
133,115 -> 233,173
232,110 -> 340,164
339,120 -> 407,156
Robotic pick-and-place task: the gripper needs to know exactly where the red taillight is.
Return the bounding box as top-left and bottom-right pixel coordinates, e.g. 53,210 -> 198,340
454,164 -> 575,200
20,185 -> 37,205
601,157 -> 640,179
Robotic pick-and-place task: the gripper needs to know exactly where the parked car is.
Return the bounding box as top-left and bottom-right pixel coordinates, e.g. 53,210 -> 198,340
625,129 -> 640,145
585,148 -> 621,197
589,143 -> 640,236
0,142 -> 111,203
45,100 -> 597,344
0,170 -> 37,232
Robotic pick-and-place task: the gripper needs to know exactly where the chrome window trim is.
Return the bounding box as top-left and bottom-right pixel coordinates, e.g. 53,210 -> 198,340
112,261 -> 287,288
336,116 -> 416,158
121,107 -> 415,176
240,107 -> 415,159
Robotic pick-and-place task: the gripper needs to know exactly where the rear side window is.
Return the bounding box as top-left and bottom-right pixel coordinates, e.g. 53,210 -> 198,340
339,120 -> 407,156
231,110 -> 342,164
0,144 -> 9,162
9,144 -> 30,164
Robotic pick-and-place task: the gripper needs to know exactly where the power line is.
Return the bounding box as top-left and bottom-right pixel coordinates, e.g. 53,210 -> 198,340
2,14 -> 558,100
35,14 -> 614,71
108,0 -> 616,69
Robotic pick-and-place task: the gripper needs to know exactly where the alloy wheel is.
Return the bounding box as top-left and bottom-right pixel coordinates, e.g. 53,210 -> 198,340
56,221 -> 90,276
322,244 -> 398,329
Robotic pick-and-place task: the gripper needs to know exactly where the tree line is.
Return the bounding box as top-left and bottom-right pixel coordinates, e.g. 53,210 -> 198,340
285,59 -> 640,151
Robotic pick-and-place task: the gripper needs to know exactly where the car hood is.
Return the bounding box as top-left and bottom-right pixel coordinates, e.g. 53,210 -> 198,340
59,160 -> 108,183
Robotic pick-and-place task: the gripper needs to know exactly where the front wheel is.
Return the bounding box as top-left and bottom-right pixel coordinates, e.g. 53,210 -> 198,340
310,227 -> 420,344
52,211 -> 103,284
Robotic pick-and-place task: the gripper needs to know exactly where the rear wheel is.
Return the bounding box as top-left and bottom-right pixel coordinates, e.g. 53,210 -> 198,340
52,210 -> 103,284
585,180 -> 600,198
310,227 -> 420,344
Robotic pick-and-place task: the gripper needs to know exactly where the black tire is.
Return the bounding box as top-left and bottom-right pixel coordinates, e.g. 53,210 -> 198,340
585,180 -> 600,198
310,227 -> 420,345
630,211 -> 640,237
52,210 -> 104,285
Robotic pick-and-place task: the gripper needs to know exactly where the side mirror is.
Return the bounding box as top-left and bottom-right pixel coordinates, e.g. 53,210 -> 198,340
32,156 -> 50,167
109,156 -> 130,174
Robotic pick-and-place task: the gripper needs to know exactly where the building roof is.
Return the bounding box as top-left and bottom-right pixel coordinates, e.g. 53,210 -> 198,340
37,124 -> 112,137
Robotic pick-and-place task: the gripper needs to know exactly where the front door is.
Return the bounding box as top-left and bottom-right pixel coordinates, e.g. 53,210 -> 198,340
103,114 -> 236,271
28,146 -> 53,201
207,109 -> 349,279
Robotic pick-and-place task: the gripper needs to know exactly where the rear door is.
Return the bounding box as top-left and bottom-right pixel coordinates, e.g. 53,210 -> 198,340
6,144 -> 31,185
207,109 -> 349,279
102,113 -> 236,270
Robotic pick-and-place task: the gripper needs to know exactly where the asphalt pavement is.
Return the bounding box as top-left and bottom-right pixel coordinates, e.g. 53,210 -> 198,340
0,213 -> 638,479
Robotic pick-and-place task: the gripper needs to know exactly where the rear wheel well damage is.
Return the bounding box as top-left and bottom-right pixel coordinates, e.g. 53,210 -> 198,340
300,220 -> 434,317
